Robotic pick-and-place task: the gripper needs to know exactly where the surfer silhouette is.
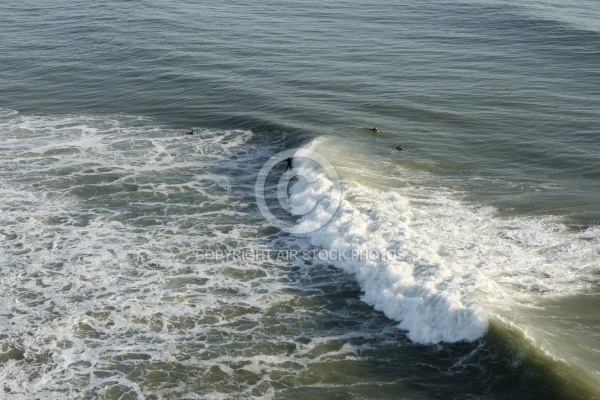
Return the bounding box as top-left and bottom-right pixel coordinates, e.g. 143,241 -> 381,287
285,157 -> 293,171
397,145 -> 404,151
366,127 -> 379,133
178,129 -> 195,136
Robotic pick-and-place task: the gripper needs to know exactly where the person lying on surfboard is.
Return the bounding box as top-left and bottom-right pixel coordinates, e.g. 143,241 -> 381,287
178,130 -> 195,136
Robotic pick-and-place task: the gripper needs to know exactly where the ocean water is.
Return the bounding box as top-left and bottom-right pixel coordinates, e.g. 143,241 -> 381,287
1,1 -> 599,399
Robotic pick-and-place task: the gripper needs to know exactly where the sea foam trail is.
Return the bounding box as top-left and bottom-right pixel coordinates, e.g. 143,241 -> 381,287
288,139 -> 599,344
0,111 -> 296,398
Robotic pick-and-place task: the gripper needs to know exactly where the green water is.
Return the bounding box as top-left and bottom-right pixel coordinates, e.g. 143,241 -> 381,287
1,1 -> 599,399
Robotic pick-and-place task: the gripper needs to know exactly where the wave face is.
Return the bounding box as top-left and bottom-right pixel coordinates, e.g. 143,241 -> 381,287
289,138 -> 599,345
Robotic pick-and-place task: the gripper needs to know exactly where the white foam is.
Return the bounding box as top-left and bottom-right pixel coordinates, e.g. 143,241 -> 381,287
0,112 -> 276,397
2,112 -> 398,398
1,111 -> 598,396
289,138 -> 600,344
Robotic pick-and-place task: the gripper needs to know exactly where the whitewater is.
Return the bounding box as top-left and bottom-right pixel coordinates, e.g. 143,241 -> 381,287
289,138 -> 599,345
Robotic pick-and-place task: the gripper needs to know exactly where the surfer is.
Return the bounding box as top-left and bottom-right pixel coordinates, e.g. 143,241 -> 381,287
178,130 -> 195,136
396,145 -> 404,151
366,127 -> 379,133
285,157 -> 293,171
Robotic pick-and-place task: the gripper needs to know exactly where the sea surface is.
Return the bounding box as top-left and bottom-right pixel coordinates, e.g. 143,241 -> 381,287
1,1 -> 599,399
